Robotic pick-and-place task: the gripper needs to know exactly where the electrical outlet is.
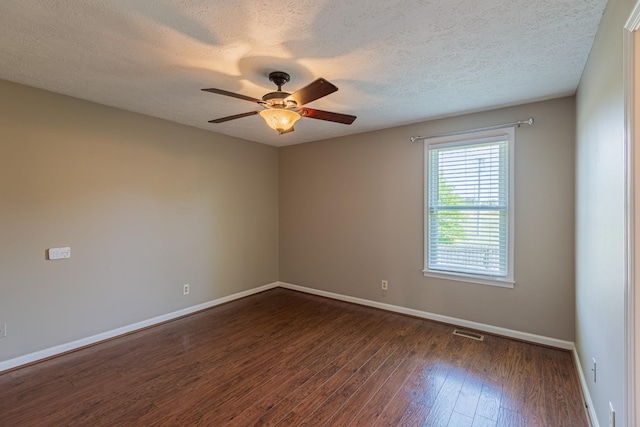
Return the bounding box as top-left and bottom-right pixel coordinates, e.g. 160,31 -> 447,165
592,358 -> 597,383
609,402 -> 615,427
183,284 -> 190,295
0,323 -> 6,338
381,280 -> 388,291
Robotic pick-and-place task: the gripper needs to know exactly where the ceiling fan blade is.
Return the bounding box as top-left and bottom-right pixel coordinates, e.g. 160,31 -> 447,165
287,78 -> 338,106
208,111 -> 259,123
299,108 -> 356,125
201,88 -> 261,103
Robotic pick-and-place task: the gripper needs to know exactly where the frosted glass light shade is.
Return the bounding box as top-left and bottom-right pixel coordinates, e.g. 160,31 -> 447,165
259,109 -> 301,134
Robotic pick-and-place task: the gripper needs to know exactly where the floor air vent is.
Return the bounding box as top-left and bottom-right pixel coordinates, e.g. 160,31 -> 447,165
453,329 -> 485,341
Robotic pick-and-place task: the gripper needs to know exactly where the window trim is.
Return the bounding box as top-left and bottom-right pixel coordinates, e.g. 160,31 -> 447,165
423,127 -> 515,288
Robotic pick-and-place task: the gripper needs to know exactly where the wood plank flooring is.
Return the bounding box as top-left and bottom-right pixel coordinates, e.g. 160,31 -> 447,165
0,288 -> 589,426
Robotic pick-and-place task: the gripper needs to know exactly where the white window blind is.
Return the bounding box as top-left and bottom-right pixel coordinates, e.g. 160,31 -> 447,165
426,132 -> 513,282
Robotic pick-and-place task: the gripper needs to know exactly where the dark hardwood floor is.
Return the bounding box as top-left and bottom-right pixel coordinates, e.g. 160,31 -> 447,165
0,288 -> 589,426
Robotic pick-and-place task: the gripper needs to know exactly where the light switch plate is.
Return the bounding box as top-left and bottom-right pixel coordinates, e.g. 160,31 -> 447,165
48,247 -> 71,260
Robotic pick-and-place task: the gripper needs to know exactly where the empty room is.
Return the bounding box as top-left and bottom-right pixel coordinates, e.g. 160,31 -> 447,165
0,0 -> 638,426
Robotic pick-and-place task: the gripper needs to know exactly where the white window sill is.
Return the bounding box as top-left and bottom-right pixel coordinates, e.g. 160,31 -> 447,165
422,270 -> 515,288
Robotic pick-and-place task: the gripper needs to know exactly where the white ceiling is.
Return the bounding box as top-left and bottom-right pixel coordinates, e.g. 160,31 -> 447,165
0,0 -> 607,146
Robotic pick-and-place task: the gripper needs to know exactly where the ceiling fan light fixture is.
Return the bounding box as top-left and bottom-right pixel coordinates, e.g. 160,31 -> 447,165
259,108 -> 301,134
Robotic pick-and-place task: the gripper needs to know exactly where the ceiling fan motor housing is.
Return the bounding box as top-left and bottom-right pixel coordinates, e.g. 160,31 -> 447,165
261,91 -> 296,109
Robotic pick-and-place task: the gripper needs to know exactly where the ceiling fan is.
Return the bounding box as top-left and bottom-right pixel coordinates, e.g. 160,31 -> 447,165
202,71 -> 356,135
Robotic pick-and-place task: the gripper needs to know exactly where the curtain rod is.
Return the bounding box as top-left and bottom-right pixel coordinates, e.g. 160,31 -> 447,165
410,117 -> 534,142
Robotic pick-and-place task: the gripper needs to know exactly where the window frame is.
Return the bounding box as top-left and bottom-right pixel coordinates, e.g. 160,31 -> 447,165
423,127 -> 515,288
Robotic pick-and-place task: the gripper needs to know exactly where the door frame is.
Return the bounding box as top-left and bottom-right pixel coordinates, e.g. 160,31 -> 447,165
624,3 -> 640,426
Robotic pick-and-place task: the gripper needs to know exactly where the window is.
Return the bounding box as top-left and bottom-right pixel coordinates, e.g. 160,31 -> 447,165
424,128 -> 515,287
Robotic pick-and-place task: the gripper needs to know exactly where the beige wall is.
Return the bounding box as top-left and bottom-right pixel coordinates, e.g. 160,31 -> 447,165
575,0 -> 635,425
0,73 -> 589,380
0,80 -> 279,361
280,97 -> 576,341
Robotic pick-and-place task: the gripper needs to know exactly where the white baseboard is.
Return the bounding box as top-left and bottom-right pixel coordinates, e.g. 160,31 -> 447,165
0,282 -> 280,373
1,280 -> 576,374
572,345 -> 599,427
278,281 -> 574,350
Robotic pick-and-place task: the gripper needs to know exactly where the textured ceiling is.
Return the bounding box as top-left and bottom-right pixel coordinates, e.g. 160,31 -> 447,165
0,0 -> 607,146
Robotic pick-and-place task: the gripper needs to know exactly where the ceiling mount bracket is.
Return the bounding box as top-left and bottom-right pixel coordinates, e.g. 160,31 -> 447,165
268,71 -> 290,91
